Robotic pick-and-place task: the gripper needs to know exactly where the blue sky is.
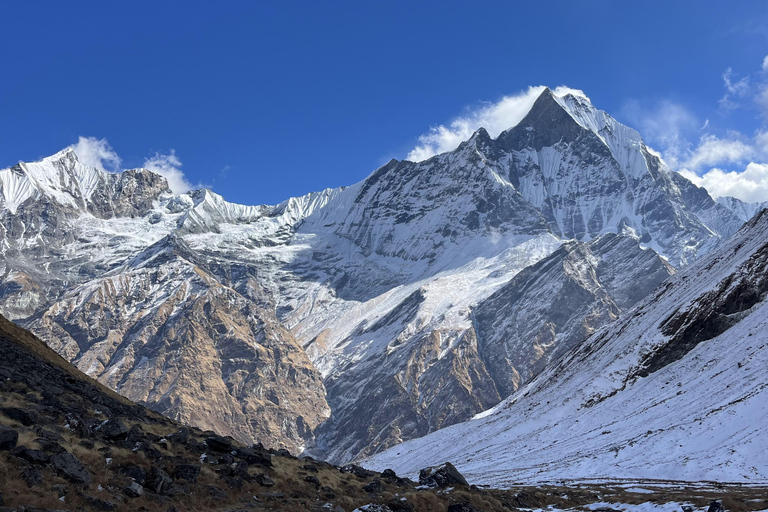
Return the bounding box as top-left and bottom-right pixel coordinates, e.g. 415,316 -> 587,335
2,1 -> 768,204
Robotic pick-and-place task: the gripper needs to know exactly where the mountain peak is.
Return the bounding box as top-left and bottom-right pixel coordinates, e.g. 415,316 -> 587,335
496,86 -> 587,151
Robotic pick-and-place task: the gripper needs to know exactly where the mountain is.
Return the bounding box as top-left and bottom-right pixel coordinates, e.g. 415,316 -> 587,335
363,208 -> 768,486
0,87 -> 755,463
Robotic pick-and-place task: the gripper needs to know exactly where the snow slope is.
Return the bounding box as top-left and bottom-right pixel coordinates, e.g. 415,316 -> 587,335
363,209 -> 768,486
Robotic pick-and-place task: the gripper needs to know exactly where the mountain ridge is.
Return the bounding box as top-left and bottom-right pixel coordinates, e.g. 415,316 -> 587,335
0,86 -> 764,464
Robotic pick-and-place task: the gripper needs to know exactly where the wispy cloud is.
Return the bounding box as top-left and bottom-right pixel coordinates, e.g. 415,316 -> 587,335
719,67 -> 750,112
406,86 -> 589,162
71,136 -> 193,194
143,150 -> 192,194
71,137 -> 122,172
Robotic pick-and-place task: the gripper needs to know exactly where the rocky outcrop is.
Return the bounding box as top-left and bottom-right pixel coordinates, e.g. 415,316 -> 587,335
26,237 -> 329,453
475,233 -> 674,397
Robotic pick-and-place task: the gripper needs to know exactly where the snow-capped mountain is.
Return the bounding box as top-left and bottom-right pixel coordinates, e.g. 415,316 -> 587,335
363,209 -> 768,485
0,87 -> 754,461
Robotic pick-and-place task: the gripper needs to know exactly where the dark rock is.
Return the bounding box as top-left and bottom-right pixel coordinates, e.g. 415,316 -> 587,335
35,428 -> 65,442
381,468 -> 398,481
34,438 -> 66,454
232,460 -> 250,481
418,462 -> 468,488
117,464 -> 147,486
172,463 -> 200,483
340,464 -> 375,478
209,485 -> 228,499
205,434 -> 232,452
166,428 -> 190,445
124,424 -> 146,443
124,481 -> 144,498
708,501 -> 724,512
275,448 -> 294,458
682,507 -> 694,512
320,486 -> 336,499
185,439 -> 207,453
363,479 -> 383,493
304,475 -> 321,486
82,493 -> 117,511
51,452 -> 92,485
13,446 -> 51,464
235,445 -> 272,466
21,467 -> 43,487
260,492 -> 286,501
0,426 -> 18,450
448,504 -> 481,512
387,501 -> 416,512
78,439 -> 95,449
0,407 -> 38,426
254,473 -> 275,487
220,474 -> 244,489
146,466 -> 174,495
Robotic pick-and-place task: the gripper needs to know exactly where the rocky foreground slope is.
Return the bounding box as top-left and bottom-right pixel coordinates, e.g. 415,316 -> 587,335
364,208 -> 768,486
0,86 -> 762,462
8,313 -> 760,512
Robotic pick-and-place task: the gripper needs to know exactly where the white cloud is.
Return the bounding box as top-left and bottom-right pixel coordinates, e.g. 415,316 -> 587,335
406,86 -> 589,162
71,136 -> 122,172
681,163 -> 768,202
70,136 -> 193,194
762,54 -> 768,72
143,150 -> 192,194
683,134 -> 754,170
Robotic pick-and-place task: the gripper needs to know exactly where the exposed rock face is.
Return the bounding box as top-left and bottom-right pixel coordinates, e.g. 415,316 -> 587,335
475,233 -> 674,397
27,236 -> 329,452
0,87 -> 757,464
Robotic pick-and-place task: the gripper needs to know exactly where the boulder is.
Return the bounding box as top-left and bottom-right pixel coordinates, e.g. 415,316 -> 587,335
21,467 -> 43,487
363,479 -> 383,493
34,438 -> 66,454
340,464 -> 375,478
447,504 -> 481,512
204,434 -> 232,452
117,464 -> 147,486
124,481 -> 144,498
172,464 -> 200,483
82,493 -> 117,511
51,452 -> 92,485
0,407 -> 37,426
253,473 -> 275,487
146,466 -> 173,495
418,462 -> 468,488
208,485 -> 228,499
304,475 -> 321,487
13,447 -> 50,464
234,445 -> 272,466
166,428 -> 190,445
0,426 -> 18,451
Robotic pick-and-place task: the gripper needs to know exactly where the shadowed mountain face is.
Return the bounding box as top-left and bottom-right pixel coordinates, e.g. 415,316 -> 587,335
0,87 -> 758,463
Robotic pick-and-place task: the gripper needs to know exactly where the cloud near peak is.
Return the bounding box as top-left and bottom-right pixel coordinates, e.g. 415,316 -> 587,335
406,86 -> 589,162
70,136 -> 192,194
